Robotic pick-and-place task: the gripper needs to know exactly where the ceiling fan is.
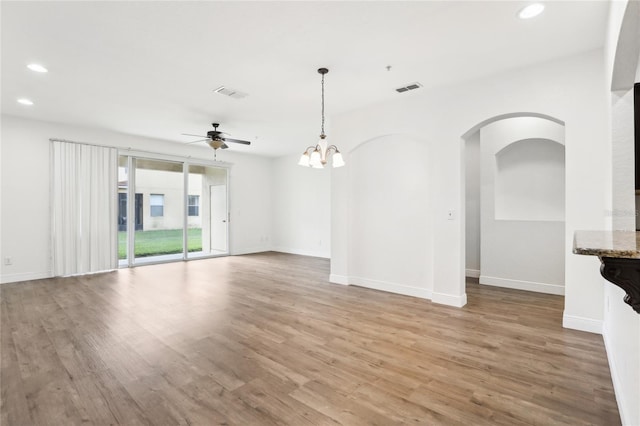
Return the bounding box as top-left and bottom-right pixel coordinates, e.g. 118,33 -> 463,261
182,123 -> 251,159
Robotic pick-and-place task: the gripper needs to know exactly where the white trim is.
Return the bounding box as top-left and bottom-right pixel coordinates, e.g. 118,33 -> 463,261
1,271 -> 52,284
562,313 -> 603,334
272,247 -> 330,259
432,291 -> 468,307
329,274 -> 349,285
602,324 -> 631,425
349,276 -> 432,300
465,268 -> 480,278
480,275 -> 564,295
231,246 -> 270,256
60,269 -> 116,278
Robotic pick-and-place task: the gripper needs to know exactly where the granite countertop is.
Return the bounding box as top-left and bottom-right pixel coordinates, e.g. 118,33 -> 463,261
573,230 -> 640,259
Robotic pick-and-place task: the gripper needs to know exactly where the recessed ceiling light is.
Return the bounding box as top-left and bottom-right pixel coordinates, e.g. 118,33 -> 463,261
17,98 -> 34,106
518,3 -> 545,19
27,63 -> 48,73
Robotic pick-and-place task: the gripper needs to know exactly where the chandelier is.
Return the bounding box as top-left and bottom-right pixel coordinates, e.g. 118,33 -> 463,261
298,68 -> 345,168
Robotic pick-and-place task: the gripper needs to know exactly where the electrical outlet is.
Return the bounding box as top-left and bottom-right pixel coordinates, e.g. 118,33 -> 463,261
4,257 -> 12,266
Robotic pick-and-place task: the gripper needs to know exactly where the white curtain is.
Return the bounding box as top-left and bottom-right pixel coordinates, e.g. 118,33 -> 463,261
51,141 -> 118,276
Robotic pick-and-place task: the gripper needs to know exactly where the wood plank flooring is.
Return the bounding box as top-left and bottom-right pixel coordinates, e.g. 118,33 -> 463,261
1,252 -> 619,425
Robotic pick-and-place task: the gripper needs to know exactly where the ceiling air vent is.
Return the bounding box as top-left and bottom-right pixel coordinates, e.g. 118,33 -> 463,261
214,86 -> 248,99
395,82 -> 422,93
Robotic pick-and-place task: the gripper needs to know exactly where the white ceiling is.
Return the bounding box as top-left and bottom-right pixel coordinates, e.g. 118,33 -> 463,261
1,1 -> 608,157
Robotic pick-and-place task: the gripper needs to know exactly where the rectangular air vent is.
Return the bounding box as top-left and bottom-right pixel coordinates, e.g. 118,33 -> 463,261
214,86 -> 248,99
395,82 -> 422,93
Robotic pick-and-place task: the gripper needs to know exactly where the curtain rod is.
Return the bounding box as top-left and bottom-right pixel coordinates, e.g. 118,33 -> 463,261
49,138 -> 232,166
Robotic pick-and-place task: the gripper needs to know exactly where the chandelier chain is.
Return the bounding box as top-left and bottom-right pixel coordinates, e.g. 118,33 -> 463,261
320,74 -> 324,135
321,72 -> 325,136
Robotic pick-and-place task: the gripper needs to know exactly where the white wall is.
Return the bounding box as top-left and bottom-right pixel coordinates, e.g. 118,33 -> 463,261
479,117 -> 565,295
603,1 -> 640,424
0,115 -> 273,283
271,153 -> 331,258
465,131 -> 480,277
347,134 -> 432,298
331,49 -> 607,316
611,88 -> 636,230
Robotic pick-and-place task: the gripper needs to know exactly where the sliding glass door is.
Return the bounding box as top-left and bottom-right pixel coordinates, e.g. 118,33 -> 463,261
117,154 -> 229,266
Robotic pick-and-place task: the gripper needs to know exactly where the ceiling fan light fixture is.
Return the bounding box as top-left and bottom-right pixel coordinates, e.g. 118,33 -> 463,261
298,67 -> 345,169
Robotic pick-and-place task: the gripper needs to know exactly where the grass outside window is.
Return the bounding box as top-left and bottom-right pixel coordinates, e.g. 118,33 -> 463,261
118,228 -> 202,259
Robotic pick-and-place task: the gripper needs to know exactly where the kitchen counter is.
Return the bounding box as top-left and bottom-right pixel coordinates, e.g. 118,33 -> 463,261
574,230 -> 640,313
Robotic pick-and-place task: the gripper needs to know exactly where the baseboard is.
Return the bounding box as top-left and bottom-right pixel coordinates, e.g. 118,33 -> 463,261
271,246 -> 330,259
231,246 -> 270,256
1,271 -> 52,284
465,268 -> 480,278
480,275 -> 564,295
349,276 -> 432,300
432,291 -> 468,308
329,274 -> 349,285
602,325 -> 630,425
562,313 -> 603,334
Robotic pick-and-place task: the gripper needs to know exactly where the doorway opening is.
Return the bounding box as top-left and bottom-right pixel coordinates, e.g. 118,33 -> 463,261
462,114 -> 566,296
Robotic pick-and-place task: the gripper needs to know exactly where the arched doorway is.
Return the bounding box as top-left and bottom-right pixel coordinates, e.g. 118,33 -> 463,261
462,114 -> 566,296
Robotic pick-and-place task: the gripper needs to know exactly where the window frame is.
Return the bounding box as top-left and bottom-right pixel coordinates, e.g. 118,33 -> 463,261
150,193 -> 164,217
188,195 -> 200,217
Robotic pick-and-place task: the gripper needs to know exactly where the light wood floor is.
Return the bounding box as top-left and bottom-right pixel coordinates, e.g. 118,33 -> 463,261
1,252 -> 619,425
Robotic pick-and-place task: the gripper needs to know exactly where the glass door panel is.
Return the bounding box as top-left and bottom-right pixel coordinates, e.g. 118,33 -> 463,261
133,158 -> 184,264
117,156 -> 129,266
187,165 -> 228,258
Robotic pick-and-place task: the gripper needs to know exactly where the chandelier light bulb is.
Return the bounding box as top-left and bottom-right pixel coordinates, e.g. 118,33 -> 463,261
333,152 -> 345,168
298,152 -> 310,167
309,150 -> 322,168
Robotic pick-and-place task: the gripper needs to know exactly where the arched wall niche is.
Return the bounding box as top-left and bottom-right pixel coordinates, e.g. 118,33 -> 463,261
494,137 -> 566,222
346,133 -> 434,298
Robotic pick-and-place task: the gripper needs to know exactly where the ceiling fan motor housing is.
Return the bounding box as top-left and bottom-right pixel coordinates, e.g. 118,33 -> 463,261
207,130 -> 221,139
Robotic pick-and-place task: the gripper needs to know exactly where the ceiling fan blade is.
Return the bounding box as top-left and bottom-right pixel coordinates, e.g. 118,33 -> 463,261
224,138 -> 251,145
181,133 -> 207,138
185,138 -> 210,144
